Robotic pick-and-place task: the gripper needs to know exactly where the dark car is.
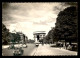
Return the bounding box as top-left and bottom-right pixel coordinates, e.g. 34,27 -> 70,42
71,44 -> 78,51
35,43 -> 39,47
66,43 -> 78,51
13,47 -> 24,56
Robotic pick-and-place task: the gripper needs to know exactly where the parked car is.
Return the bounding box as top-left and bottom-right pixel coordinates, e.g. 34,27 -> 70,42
13,47 -> 24,56
67,45 -> 72,50
66,43 -> 78,51
71,44 -> 78,51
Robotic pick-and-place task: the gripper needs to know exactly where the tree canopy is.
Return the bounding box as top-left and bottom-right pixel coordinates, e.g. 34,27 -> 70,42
54,6 -> 78,43
2,23 -> 10,45
45,6 -> 78,44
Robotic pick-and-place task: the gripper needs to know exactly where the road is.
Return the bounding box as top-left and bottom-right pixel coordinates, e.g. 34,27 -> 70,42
2,44 -> 77,56
2,43 -> 36,56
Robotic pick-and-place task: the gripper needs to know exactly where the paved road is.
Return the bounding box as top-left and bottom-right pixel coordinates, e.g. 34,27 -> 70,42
2,43 -> 36,56
22,44 -> 36,56
30,44 -> 77,56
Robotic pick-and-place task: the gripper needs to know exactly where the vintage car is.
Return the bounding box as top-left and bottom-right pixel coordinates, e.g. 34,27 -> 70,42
66,43 -> 78,51
22,44 -> 27,48
35,43 -> 39,47
13,47 -> 24,56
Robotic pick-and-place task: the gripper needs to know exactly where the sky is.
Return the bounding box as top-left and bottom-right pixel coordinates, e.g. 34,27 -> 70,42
2,2 -> 70,40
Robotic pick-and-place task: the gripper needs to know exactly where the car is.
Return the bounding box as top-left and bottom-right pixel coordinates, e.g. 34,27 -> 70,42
67,45 -> 72,50
71,44 -> 78,51
22,44 -> 27,48
35,43 -> 39,47
13,47 -> 24,56
66,43 -> 78,51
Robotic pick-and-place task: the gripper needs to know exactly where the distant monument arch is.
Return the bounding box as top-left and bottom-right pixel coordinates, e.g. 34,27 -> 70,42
33,31 -> 46,43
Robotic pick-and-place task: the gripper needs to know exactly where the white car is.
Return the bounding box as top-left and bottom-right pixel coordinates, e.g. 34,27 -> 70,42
22,44 -> 27,48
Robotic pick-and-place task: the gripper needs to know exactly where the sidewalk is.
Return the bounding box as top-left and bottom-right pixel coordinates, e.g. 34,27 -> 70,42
30,44 -> 77,56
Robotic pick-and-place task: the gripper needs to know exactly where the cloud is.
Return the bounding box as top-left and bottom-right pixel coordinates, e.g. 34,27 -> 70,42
2,2 -> 69,39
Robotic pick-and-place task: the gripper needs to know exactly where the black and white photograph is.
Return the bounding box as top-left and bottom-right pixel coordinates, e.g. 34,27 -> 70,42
2,2 -> 78,56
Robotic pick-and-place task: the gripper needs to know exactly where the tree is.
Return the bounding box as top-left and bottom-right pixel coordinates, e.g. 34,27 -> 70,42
10,33 -> 16,43
2,23 -> 10,45
45,27 -> 58,43
9,32 -> 21,44
54,6 -> 78,45
16,32 -> 21,43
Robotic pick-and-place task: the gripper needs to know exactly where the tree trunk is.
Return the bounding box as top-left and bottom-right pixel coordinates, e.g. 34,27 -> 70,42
69,40 -> 71,45
65,41 -> 67,49
63,39 -> 67,49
